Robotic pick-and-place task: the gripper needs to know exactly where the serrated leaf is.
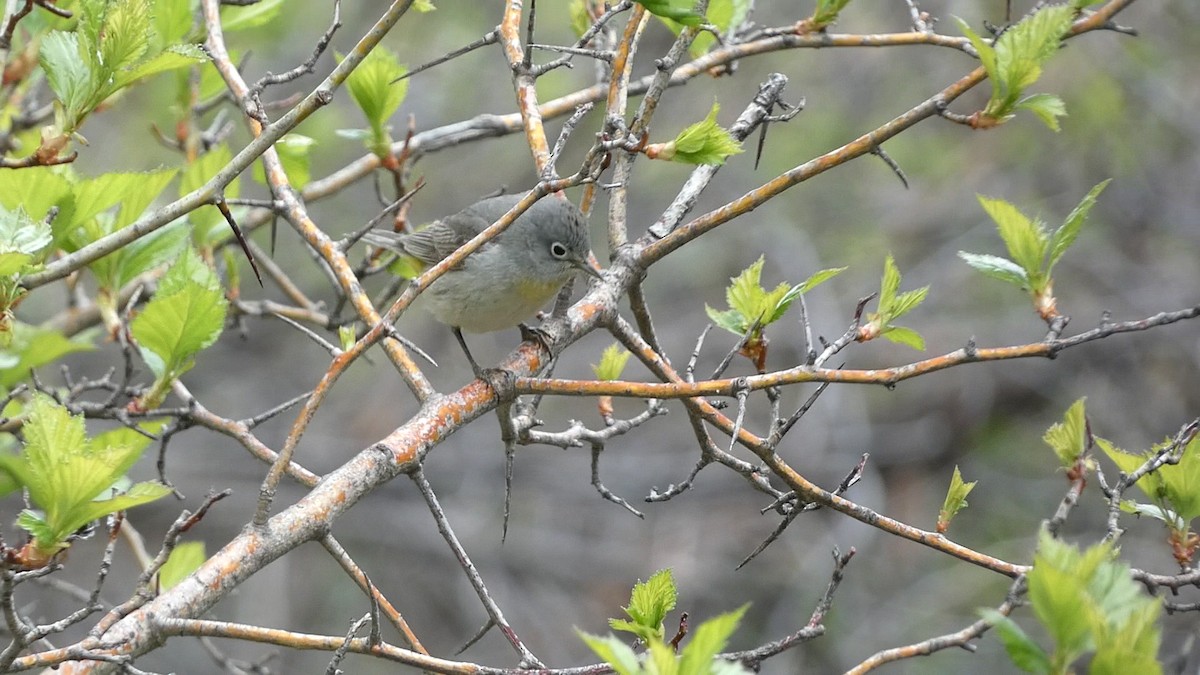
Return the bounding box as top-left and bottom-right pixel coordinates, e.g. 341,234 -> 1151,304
0,167 -> 76,241
879,325 -> 925,351
938,465 -> 976,532
813,0 -> 852,26
664,0 -> 751,57
958,251 -> 1029,288
1016,93 -> 1067,131
980,609 -> 1051,673
725,256 -> 766,321
220,0 -> 285,31
878,254 -> 901,309
977,195 -> 1047,278
117,223 -> 189,288
612,569 -> 677,642
706,306 -> 747,336
639,0 -> 705,26
592,343 -> 632,381
1042,398 -> 1087,468
669,102 -> 743,165
798,266 -> 846,294
131,249 -> 227,383
678,605 -> 747,675
39,31 -> 97,126
889,287 -> 928,320
1047,179 -> 1110,272
1027,533 -> 1099,661
15,394 -> 169,555
159,541 -> 206,590
99,0 -> 152,75
113,44 -> 207,90
153,0 -> 195,49
343,47 -> 408,150
580,632 -> 641,675
955,18 -> 998,86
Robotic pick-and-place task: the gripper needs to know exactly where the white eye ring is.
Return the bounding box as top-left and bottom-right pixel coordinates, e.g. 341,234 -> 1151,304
550,242 -> 569,259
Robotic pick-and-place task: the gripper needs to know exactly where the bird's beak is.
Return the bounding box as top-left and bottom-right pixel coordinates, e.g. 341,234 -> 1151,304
573,253 -> 604,280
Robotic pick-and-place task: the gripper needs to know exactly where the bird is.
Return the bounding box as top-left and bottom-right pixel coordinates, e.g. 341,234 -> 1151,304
363,193 -> 601,374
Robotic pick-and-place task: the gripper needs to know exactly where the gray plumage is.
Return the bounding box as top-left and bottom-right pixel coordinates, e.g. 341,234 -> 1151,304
364,194 -> 598,333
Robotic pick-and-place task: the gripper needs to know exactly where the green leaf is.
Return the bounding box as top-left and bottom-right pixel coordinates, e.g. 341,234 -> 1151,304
725,256 -> 767,322
957,251 -> 1029,288
579,632 -> 641,675
705,306 -> 746,336
0,167 -> 76,241
977,195 -> 1047,281
1042,398 -> 1087,468
667,102 -> 743,165
112,44 -> 207,90
413,0 -> 436,11
153,0 -> 195,49
938,466 -> 976,531
813,0 -> 853,26
878,254 -> 901,310
220,0 -> 286,32
1027,533 -> 1100,661
639,0 -> 705,26
117,223 -> 189,288
592,343 -> 632,381
1016,93 -> 1067,131
98,0 -> 152,75
16,394 -> 170,555
610,569 -> 677,642
980,609 -> 1051,674
879,325 -> 925,351
678,605 -> 748,675
1047,179 -> 1110,272
798,266 -> 847,294
889,287 -> 928,320
1089,601 -> 1162,675
955,19 -> 998,86
0,323 -> 96,388
664,0 -> 751,57
252,134 -> 316,189
994,6 -> 1073,94
39,30 -> 98,127
158,541 -> 206,591
131,247 -> 228,400
343,47 -> 408,152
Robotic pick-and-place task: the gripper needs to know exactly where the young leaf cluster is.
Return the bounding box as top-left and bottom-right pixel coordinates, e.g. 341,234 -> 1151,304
706,257 -> 843,340
648,102 -> 744,166
986,532 -> 1161,674
36,0 -> 207,153
130,247 -> 229,409
0,395 -> 170,567
706,256 -> 843,371
592,343 -> 633,381
341,47 -> 409,160
958,181 -> 1109,321
956,5 -> 1074,130
1041,398 -> 1093,471
581,569 -> 752,675
1100,432 -> 1200,563
858,255 -> 928,350
796,0 -> 853,33
937,465 -> 976,533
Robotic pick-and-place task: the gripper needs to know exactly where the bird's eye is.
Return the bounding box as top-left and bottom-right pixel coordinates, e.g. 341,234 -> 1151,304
550,242 -> 569,259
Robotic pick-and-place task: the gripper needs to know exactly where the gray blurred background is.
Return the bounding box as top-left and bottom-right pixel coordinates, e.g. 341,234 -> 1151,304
7,1 -> 1200,673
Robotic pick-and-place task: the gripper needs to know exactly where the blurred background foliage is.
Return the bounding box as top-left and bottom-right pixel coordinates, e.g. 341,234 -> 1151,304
6,1 -> 1199,672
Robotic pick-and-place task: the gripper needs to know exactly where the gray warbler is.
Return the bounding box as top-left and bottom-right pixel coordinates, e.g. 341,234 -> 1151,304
363,193 -> 601,372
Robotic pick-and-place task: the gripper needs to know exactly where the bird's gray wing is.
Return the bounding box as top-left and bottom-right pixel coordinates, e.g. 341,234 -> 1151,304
363,193 -> 523,265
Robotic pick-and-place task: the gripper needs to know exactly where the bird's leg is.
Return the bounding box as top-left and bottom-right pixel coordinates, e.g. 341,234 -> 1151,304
452,326 -> 486,377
